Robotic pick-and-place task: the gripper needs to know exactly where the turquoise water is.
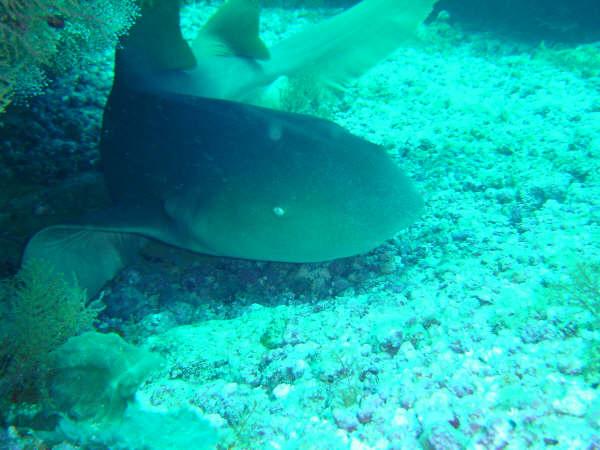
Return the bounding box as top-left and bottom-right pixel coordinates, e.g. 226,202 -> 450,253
0,1 -> 598,448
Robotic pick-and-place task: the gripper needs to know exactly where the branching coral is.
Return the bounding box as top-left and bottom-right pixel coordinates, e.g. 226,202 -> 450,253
0,259 -> 104,402
535,42 -> 600,78
0,0 -> 139,112
554,262 -> 600,386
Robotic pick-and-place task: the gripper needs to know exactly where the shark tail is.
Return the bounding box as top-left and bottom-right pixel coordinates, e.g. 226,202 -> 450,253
264,0 -> 438,91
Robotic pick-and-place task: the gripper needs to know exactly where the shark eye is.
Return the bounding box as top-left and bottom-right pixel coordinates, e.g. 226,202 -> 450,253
273,206 -> 285,217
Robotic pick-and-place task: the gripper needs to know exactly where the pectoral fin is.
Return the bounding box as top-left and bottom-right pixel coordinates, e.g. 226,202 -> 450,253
22,226 -> 147,298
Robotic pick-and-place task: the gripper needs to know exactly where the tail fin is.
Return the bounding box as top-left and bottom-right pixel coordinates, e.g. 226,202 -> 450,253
264,0 -> 437,91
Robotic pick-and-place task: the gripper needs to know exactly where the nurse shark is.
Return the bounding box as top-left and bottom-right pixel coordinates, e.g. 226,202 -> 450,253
23,0 -> 435,295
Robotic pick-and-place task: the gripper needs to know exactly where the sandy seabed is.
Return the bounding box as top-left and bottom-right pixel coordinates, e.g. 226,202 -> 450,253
113,7 -> 600,449
4,5 -> 600,449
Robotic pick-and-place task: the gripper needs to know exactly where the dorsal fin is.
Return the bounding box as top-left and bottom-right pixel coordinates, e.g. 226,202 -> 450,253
193,0 -> 270,60
114,0 -> 196,87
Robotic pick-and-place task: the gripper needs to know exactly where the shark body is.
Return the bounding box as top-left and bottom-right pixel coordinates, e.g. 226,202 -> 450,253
23,0 -> 435,295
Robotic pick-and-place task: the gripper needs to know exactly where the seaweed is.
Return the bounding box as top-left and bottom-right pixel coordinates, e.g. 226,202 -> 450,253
535,42 -> 600,78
